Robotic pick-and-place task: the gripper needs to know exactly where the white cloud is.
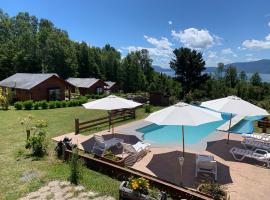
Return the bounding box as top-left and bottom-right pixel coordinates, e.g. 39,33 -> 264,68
221,48 -> 233,54
242,22 -> 270,49
221,48 -> 237,57
122,35 -> 174,66
268,21 -> 270,27
266,34 -> 270,41
207,51 -> 217,59
246,57 -> 259,61
245,53 -> 253,57
168,21 -> 172,25
242,39 -> 270,49
171,28 -> 218,50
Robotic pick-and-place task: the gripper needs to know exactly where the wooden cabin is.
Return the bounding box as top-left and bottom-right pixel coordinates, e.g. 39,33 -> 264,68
0,73 -> 71,101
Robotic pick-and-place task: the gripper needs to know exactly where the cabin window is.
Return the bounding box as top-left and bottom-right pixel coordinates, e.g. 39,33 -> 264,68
49,88 -> 61,100
96,87 -> 103,94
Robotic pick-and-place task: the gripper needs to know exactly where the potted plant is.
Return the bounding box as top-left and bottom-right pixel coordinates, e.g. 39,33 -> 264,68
197,182 -> 227,200
119,177 -> 167,200
98,150 -> 126,166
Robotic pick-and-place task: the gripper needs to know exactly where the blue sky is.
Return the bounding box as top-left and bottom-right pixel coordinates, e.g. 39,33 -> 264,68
1,0 -> 270,67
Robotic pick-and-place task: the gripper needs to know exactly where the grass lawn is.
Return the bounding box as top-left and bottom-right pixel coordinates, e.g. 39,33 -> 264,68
0,106 -> 159,200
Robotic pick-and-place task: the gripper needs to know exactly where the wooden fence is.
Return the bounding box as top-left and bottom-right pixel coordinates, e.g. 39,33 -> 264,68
75,109 -> 136,134
64,150 -> 213,200
258,118 -> 270,132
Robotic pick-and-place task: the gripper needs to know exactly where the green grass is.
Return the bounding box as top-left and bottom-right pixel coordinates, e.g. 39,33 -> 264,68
0,106 -> 159,200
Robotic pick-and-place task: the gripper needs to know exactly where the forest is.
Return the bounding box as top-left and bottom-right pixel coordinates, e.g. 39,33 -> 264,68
1,9 -> 270,109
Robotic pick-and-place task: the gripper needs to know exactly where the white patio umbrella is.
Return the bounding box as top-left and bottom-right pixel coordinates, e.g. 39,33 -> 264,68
83,95 -> 142,133
201,96 -> 269,143
145,102 -> 223,157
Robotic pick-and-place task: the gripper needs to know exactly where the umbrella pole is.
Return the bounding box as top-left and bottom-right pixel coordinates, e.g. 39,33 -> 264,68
227,113 -> 233,144
112,111 -> 114,135
182,125 -> 185,157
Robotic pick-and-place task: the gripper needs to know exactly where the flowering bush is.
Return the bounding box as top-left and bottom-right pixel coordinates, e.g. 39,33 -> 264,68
129,177 -> 150,195
25,119 -> 48,157
0,87 -> 11,110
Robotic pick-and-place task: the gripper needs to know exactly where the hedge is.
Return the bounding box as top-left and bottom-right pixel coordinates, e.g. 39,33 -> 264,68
14,97 -> 88,110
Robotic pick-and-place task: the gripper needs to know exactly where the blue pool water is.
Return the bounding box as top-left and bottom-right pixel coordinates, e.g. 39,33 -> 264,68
137,115 -> 263,145
137,120 -> 226,145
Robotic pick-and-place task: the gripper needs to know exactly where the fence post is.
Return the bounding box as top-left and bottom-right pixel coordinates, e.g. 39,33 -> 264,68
75,118 -> 79,134
132,109 -> 136,119
108,111 -> 111,131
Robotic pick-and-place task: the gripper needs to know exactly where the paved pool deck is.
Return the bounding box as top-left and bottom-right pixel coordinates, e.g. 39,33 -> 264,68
53,120 -> 270,200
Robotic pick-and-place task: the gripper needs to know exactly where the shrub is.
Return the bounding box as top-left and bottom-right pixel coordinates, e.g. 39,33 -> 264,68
0,87 -> 11,110
144,104 -> 153,113
78,97 -> 88,105
85,94 -> 91,99
70,100 -> 80,107
49,101 -> 56,109
14,101 -> 23,110
61,101 -> 67,107
25,120 -> 48,157
23,100 -> 33,110
67,100 -> 73,107
55,100 -> 62,108
40,101 -> 48,109
69,147 -> 80,185
33,102 -> 39,110
75,100 -> 81,106
198,183 -> 226,200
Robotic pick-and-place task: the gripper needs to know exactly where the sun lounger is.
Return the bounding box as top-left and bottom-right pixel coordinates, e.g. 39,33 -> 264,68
241,138 -> 270,151
121,141 -> 151,165
195,154 -> 217,181
92,134 -> 124,156
230,147 -> 270,168
242,133 -> 270,142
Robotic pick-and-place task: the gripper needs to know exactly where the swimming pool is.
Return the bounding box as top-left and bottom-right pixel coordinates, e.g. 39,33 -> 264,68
137,120 -> 226,145
137,115 -> 262,146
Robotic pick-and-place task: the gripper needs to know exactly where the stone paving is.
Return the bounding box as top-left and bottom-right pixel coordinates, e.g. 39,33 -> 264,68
19,180 -> 115,200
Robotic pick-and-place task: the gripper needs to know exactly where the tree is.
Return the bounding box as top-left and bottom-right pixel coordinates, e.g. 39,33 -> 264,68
101,44 -> 121,81
224,65 -> 238,88
120,51 -> 146,92
214,63 -> 225,80
170,47 -> 209,96
75,42 -> 90,77
239,71 -> 247,81
250,72 -> 262,86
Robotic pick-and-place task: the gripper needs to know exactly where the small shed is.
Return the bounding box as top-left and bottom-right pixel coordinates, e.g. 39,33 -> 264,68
66,78 -> 108,95
149,92 -> 170,106
0,73 -> 70,101
105,81 -> 120,93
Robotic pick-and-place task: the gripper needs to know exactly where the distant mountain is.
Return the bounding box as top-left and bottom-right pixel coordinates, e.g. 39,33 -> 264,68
206,59 -> 270,74
153,59 -> 270,77
152,65 -> 175,76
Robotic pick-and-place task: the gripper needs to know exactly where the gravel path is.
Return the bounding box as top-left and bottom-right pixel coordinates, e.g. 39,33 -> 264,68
19,180 -> 116,200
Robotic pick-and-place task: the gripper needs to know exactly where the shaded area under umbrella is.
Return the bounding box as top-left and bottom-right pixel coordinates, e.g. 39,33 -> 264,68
206,139 -> 265,166
81,133 -> 141,153
146,151 -> 232,188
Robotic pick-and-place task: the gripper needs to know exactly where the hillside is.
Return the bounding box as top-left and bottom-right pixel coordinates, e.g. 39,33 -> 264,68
154,59 -> 270,75
205,59 -> 270,74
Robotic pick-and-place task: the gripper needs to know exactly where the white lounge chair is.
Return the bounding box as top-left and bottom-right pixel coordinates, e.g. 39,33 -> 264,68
230,147 -> 270,168
121,141 -> 151,163
242,133 -> 270,142
195,154 -> 217,181
241,138 -> 270,151
92,134 -> 124,156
